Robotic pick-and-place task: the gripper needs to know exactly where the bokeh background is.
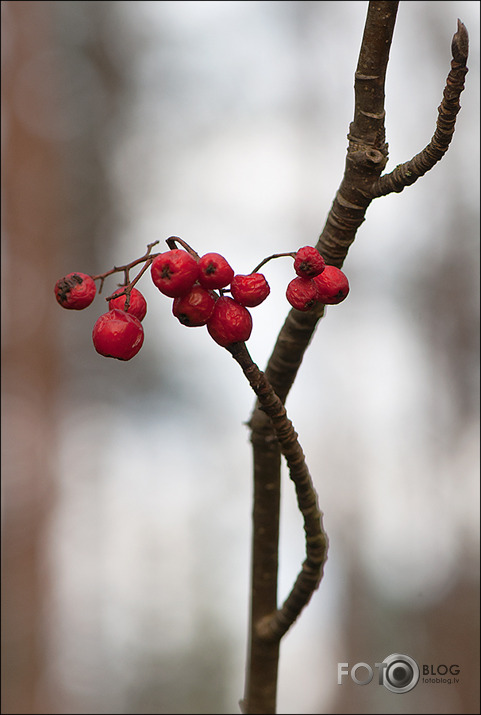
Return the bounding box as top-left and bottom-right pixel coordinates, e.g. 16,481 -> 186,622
2,2 -> 479,713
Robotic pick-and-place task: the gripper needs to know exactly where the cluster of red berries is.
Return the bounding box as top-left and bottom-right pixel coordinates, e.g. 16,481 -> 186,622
54,272 -> 147,360
150,249 -> 270,348
285,246 -> 349,311
54,241 -> 349,361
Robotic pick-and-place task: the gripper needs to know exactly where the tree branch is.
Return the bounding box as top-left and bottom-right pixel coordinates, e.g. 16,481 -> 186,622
242,3 -> 469,713
228,343 -> 328,640
371,19 -> 469,197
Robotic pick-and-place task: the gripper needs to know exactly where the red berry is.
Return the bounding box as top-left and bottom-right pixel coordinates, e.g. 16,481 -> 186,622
55,272 -> 96,310
313,265 -> 350,304
92,309 -> 144,361
207,296 -> 253,347
172,285 -> 216,326
286,276 -> 319,311
108,287 -> 147,321
198,252 -> 234,289
151,250 -> 199,298
230,273 -> 270,307
294,246 -> 325,278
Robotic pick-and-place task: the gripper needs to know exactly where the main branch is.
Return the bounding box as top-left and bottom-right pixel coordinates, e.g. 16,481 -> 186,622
242,2 -> 469,713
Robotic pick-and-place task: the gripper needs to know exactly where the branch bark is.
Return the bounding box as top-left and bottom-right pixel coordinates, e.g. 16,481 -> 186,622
229,344 -> 328,641
242,2 -> 468,713
371,19 -> 469,197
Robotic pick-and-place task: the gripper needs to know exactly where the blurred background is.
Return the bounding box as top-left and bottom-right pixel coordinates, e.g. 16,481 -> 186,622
1,1 -> 479,713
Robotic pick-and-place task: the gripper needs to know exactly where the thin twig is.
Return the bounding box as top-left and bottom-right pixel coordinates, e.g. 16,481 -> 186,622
91,240 -> 161,294
371,20 -> 469,197
228,342 -> 328,641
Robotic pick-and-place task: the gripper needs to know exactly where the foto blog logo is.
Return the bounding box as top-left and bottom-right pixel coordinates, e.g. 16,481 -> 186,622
338,654 -> 420,693
338,654 -> 462,693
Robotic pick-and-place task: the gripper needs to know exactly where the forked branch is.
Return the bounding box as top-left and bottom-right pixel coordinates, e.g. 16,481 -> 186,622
242,3 -> 469,714
372,20 -> 469,197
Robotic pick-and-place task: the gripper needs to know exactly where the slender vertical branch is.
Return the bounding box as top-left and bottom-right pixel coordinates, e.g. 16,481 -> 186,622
243,3 -> 468,713
242,5 -> 399,713
228,343 -> 328,642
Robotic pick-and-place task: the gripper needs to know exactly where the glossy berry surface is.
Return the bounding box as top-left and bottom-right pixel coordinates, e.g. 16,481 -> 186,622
230,273 -> 270,307
294,246 -> 325,278
55,272 -> 96,310
198,253 -> 234,289
92,309 -> 144,360
207,296 -> 253,347
108,287 -> 147,321
172,285 -> 216,326
313,265 -> 350,304
286,276 -> 319,311
151,250 -> 199,298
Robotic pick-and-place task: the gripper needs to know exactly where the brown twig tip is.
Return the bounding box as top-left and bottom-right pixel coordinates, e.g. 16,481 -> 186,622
452,19 -> 469,64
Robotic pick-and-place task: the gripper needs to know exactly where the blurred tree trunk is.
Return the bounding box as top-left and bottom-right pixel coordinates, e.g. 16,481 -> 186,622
1,3 -> 64,712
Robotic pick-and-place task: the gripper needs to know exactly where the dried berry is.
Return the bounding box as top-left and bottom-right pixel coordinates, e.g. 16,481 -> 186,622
198,252 -> 235,289
207,296 -> 253,347
151,250 -> 199,298
108,287 -> 147,321
294,246 -> 326,278
313,265 -> 350,304
92,309 -> 144,361
230,273 -> 270,307
286,276 -> 319,311
172,285 -> 217,326
55,272 -> 96,310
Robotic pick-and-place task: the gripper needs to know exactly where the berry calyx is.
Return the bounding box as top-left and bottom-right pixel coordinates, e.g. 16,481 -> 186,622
108,287 -> 147,321
207,296 -> 253,347
286,276 -> 319,311
151,249 -> 199,298
198,252 -> 235,289
230,273 -> 270,307
294,246 -> 326,278
172,285 -> 216,327
92,309 -> 144,361
313,265 -> 350,304
55,272 -> 96,310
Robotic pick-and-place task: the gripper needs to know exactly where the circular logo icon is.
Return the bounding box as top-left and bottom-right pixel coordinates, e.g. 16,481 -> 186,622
382,653 -> 419,693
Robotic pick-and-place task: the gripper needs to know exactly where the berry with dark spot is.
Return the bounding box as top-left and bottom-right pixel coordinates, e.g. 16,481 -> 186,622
151,250 -> 199,298
230,273 -> 270,307
55,272 -> 96,310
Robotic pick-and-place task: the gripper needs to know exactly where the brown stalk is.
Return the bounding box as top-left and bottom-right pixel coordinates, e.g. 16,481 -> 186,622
242,2 -> 468,713
227,343 -> 328,642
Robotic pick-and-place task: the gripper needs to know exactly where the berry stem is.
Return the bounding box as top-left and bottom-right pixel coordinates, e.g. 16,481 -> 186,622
92,240 -> 161,294
104,258 -> 153,308
165,235 -> 201,260
226,341 -> 328,642
250,252 -> 296,275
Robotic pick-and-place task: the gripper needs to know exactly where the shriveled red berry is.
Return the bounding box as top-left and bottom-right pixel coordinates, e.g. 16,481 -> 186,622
207,296 -> 253,347
55,272 -> 96,310
198,252 -> 234,289
151,250 -> 199,298
108,287 -> 147,321
286,276 -> 319,311
230,273 -> 270,307
294,246 -> 325,278
313,265 -> 349,304
92,309 -> 144,361
172,285 -> 216,327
